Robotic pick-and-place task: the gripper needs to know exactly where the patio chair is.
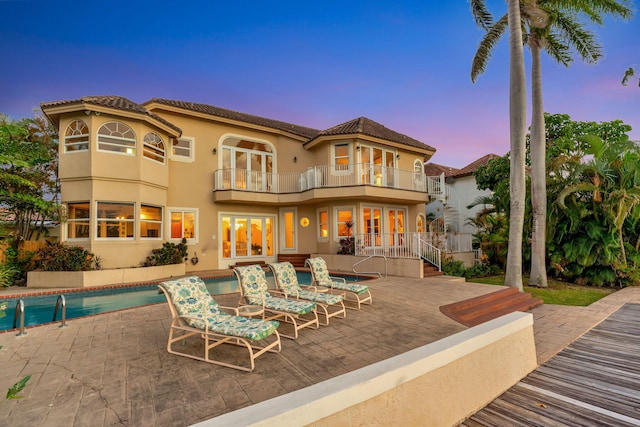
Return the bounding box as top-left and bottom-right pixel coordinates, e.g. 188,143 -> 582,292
233,264 -> 319,339
159,276 -> 281,372
268,261 -> 347,326
305,257 -> 373,309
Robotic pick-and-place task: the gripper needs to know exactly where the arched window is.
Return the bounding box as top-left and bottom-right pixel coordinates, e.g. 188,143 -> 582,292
97,121 -> 136,155
143,132 -> 165,163
64,119 -> 89,152
413,159 -> 424,174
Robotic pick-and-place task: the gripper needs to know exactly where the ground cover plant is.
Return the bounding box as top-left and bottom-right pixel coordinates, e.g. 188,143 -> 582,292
468,275 -> 615,306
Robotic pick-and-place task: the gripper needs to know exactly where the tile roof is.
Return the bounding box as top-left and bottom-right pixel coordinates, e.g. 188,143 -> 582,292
144,98 -> 320,139
40,96 -> 181,133
451,153 -> 501,177
308,117 -> 436,152
424,162 -> 459,177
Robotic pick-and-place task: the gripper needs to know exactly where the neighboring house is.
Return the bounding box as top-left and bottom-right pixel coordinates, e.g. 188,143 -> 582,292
425,154 -> 499,254
41,96 -> 437,271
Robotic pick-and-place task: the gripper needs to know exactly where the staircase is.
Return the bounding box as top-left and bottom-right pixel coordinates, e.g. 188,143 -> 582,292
423,263 -> 444,278
439,287 -> 543,327
427,173 -> 462,247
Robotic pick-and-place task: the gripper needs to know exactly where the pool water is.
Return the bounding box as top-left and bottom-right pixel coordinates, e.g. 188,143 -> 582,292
0,272 -> 364,332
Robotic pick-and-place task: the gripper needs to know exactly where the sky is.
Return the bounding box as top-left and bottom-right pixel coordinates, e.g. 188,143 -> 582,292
1,0 -> 638,168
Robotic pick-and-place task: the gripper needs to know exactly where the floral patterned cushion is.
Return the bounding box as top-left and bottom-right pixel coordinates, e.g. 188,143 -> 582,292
234,265 -> 316,315
306,257 -> 370,295
160,276 -> 279,341
270,262 -> 344,305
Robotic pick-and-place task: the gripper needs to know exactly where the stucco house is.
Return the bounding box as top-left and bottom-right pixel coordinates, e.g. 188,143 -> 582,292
41,96 -> 440,274
425,154 -> 499,260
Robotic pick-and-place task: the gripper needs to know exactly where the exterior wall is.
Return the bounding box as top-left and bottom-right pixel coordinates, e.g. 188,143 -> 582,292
449,175 -> 492,235
201,312 -> 537,427
54,104 -> 431,272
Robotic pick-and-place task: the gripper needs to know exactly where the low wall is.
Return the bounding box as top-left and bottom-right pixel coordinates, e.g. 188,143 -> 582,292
197,312 -> 536,427
315,254 -> 423,278
27,263 -> 186,288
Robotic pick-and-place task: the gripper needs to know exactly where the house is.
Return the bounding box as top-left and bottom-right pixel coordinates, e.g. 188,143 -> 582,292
41,96 -> 437,272
425,154 -> 499,260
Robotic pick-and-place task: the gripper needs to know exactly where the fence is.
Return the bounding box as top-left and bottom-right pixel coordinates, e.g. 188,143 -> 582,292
0,241 -> 48,263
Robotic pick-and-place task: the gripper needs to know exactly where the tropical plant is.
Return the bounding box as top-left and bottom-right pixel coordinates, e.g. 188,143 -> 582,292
142,239 -> 188,266
470,0 -> 632,288
622,66 -> 639,87
33,243 -> 98,272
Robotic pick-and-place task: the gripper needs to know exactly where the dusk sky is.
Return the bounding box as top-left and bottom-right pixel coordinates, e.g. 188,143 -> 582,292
1,1 -> 638,168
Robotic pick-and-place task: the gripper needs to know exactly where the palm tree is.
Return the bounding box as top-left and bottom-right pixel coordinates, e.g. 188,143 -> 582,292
471,0 -> 632,288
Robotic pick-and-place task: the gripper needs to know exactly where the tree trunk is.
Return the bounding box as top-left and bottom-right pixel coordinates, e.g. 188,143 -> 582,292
529,42 -> 548,288
505,0 -> 526,292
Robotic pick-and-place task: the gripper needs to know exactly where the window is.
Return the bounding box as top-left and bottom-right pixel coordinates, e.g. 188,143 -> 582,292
64,120 -> 89,152
97,121 -> 136,155
221,138 -> 274,191
221,215 -> 274,258
140,205 -> 162,238
170,209 -> 196,240
66,202 -> 90,239
335,207 -> 354,238
417,214 -> 425,233
143,132 -> 165,163
281,208 -> 296,250
96,202 -> 134,238
333,143 -> 350,172
317,208 -> 328,240
414,159 -> 424,174
172,137 -> 194,161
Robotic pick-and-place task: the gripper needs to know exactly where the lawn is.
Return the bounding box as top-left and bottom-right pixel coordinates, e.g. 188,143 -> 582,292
467,275 -> 617,306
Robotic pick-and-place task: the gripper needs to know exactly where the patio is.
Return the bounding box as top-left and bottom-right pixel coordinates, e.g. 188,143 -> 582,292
1,275 -> 639,426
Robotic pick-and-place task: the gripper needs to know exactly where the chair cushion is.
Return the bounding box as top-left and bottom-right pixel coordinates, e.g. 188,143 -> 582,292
296,289 -> 344,305
306,257 -> 369,294
262,295 -> 316,315
160,276 -> 278,341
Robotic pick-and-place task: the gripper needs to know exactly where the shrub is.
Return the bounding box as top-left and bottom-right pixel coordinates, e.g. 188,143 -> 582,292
337,237 -> 355,255
34,242 -> 97,271
441,256 -> 501,279
0,263 -> 21,287
143,239 -> 188,267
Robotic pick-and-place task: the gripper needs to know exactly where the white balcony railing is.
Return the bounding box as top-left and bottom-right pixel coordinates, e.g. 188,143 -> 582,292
213,164 -> 428,194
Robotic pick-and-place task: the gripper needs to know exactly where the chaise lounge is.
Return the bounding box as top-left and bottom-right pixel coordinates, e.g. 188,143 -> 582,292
159,276 -> 281,372
233,264 -> 320,339
268,261 -> 347,326
305,257 -> 373,309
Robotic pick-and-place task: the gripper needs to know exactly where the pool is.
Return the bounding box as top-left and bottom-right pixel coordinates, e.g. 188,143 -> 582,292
0,272 -> 367,332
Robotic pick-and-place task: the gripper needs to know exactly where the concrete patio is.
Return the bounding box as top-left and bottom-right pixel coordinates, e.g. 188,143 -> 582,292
1,275 -> 638,426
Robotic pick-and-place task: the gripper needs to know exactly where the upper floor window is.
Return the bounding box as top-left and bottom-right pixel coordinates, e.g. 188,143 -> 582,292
172,136 -> 194,161
64,120 -> 90,152
333,143 -> 350,172
97,121 -> 136,155
143,132 -> 165,163
414,159 -> 424,174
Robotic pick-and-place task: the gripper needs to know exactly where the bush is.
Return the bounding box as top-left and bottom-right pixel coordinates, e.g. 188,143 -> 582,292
34,242 -> 97,271
337,237 -> 355,255
0,263 -> 21,287
441,256 -> 501,279
143,239 -> 188,267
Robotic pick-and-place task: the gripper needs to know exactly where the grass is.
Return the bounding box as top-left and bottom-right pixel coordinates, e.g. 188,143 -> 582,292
467,275 -> 617,306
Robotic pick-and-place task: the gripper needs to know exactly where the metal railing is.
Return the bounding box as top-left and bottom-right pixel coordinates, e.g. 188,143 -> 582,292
13,299 -> 27,336
349,232 -> 441,271
52,295 -> 68,328
213,163 -> 429,194
352,255 -> 385,278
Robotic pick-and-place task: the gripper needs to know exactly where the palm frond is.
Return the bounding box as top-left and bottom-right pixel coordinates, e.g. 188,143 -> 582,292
469,0 -> 494,30
471,14 -> 508,82
553,14 -> 602,64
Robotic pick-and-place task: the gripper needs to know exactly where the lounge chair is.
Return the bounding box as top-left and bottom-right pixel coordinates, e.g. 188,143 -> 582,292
268,261 -> 347,326
233,264 -> 319,339
305,257 -> 373,309
159,276 -> 281,372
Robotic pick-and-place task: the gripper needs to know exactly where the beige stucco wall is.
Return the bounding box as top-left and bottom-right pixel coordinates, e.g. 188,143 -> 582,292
200,312 -> 537,427
27,263 -> 185,288
318,254 -> 423,278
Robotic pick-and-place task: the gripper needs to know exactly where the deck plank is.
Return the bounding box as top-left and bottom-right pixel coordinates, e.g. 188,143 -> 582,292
463,303 -> 640,426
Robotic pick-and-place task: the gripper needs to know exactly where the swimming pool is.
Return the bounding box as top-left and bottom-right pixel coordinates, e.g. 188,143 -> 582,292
0,272 -> 366,332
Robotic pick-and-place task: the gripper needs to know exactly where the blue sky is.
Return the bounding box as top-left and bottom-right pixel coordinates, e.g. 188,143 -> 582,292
1,0 -> 638,168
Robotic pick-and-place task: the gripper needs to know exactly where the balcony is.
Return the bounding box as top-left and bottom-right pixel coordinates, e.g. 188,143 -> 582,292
212,164 -> 429,205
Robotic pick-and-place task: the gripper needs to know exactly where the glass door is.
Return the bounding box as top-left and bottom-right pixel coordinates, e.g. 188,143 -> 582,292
363,207 -> 383,249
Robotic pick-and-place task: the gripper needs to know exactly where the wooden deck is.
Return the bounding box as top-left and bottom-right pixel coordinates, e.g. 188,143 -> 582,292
462,303 -> 640,426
